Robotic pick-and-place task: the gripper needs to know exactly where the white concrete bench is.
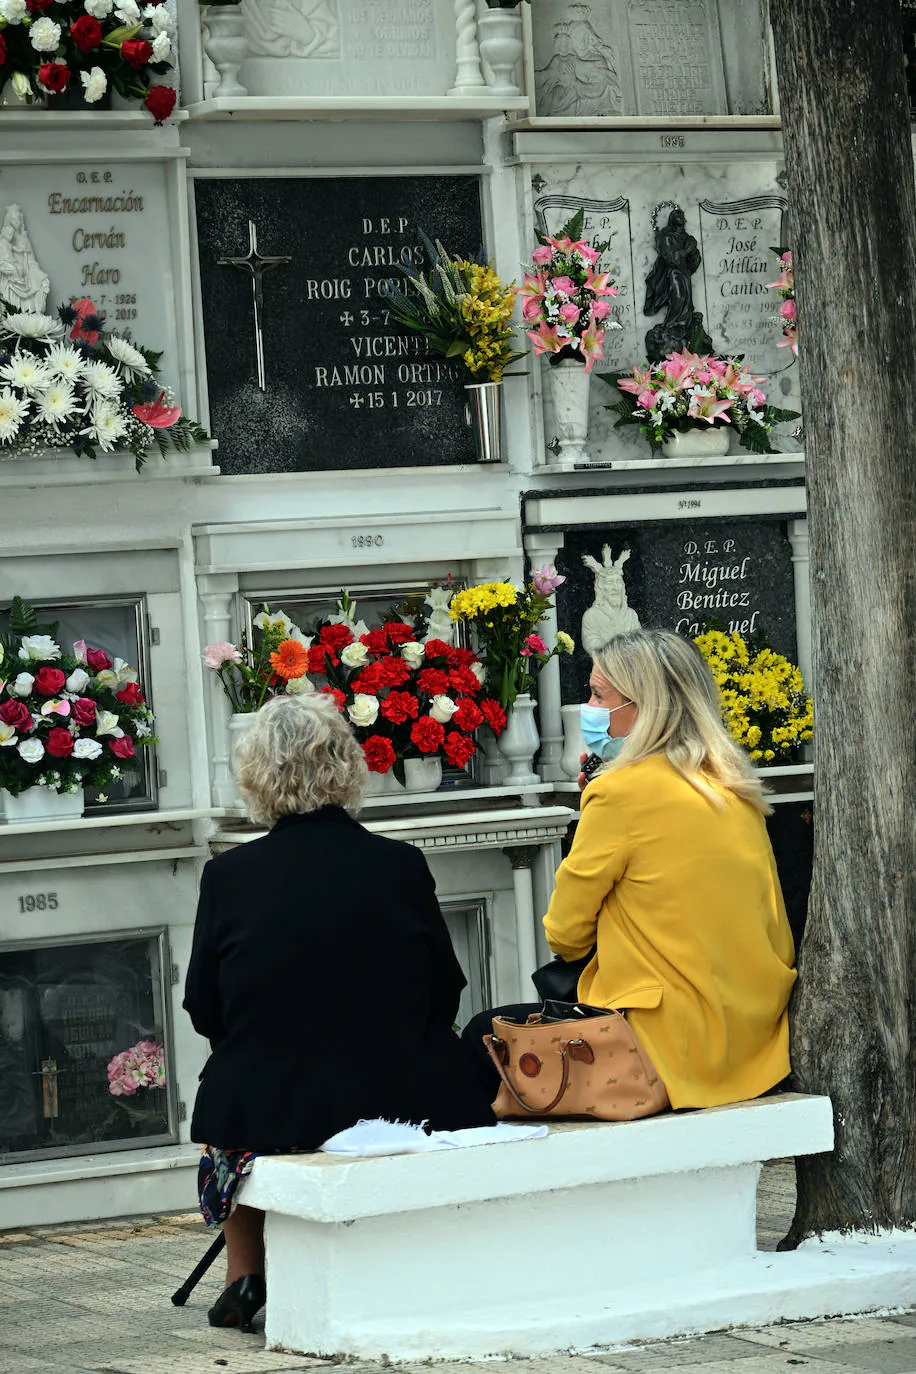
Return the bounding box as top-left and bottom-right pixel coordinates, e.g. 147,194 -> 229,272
240,1092 -> 856,1359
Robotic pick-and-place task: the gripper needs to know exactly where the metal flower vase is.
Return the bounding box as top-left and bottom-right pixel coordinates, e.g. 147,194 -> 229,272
497,693 -> 540,786
464,381 -> 502,463
547,359 -> 591,463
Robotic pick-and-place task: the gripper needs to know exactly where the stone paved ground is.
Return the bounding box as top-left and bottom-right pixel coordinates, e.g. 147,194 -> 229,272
2,1163 -> 916,1374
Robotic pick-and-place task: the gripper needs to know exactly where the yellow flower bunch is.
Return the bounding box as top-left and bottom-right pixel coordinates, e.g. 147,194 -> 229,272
458,261 -> 520,383
694,629 -> 813,763
449,581 -> 519,620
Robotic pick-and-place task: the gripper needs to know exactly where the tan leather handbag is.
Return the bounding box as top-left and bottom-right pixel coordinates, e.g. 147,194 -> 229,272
484,1005 -> 669,1121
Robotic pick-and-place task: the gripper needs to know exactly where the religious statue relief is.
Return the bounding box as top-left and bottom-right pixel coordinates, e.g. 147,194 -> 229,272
245,0 -> 341,59
535,3 -> 624,117
643,202 -> 712,362
0,206 -> 50,315
581,546 -> 640,656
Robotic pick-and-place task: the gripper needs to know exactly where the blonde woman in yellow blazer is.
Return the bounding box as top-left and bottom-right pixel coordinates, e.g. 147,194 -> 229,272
464,628 -> 796,1112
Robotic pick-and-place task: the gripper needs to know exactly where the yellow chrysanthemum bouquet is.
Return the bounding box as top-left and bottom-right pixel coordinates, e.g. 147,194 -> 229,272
694,629 -> 813,763
383,234 -> 527,383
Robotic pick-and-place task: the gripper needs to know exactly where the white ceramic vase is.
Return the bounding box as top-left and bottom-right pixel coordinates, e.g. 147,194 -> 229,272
661,426 -> 730,459
403,756 -> 442,793
497,693 -> 540,786
547,359 -> 591,463
0,786 -> 84,824
363,769 -> 402,798
477,8 -> 524,97
227,711 -> 256,808
560,704 -> 587,780
202,5 -> 249,98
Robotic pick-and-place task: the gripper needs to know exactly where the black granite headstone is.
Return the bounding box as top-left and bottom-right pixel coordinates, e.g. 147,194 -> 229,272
554,517 -> 798,703
194,176 -> 484,474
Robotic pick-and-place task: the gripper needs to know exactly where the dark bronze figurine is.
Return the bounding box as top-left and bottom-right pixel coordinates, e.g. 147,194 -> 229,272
644,204 -> 713,361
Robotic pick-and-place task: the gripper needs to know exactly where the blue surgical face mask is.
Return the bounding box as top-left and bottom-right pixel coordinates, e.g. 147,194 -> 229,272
580,702 -> 631,760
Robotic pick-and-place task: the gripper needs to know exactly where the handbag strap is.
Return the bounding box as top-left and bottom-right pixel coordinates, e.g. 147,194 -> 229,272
484,1034 -> 571,1114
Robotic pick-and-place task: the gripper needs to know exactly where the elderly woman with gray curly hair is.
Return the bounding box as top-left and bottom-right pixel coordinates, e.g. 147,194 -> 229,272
184,694 -> 494,1332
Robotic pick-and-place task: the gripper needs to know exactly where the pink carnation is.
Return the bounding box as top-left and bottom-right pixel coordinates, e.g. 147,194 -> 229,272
521,633 -> 549,658
202,641 -> 242,669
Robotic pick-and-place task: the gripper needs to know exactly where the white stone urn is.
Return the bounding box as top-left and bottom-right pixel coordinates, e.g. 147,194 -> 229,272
227,711 -> 255,808
477,7 -> 524,97
202,4 -> 249,98
497,693 -> 540,786
546,358 -> 591,464
479,728 -> 508,785
403,756 -> 442,793
363,768 -> 401,799
0,786 -> 84,824
560,704 -> 588,780
661,426 -> 731,459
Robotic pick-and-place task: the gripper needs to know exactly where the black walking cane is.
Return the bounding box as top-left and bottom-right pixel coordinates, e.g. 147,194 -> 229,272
171,1231 -> 226,1306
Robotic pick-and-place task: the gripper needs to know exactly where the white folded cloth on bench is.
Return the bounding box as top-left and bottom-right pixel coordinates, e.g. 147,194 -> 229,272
320,1118 -> 548,1157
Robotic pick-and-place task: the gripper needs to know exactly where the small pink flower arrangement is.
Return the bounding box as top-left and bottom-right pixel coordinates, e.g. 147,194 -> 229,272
607,349 -> 798,455
523,208 -> 621,373
107,1039 -> 166,1097
766,248 -> 797,356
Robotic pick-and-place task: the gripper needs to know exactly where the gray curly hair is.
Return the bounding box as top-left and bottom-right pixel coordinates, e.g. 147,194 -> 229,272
234,693 -> 367,825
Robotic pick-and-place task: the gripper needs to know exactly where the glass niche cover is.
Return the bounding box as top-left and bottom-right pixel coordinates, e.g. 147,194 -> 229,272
0,930 -> 174,1162
0,595 -> 157,814
442,898 -> 491,1027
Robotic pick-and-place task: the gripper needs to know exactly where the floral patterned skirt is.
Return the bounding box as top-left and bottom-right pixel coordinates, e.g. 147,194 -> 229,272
197,1146 -> 260,1228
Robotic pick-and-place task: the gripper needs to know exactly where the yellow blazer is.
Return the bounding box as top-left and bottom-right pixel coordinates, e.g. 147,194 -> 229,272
543,754 -> 796,1109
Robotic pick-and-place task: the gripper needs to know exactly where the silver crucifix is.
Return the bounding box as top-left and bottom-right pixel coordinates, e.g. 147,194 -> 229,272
218,219 -> 291,391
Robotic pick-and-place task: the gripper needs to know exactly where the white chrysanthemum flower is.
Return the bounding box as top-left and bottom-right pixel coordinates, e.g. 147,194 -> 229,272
151,30 -> 171,60
0,0 -> 27,22
2,312 -> 61,341
0,354 -> 52,394
148,4 -> 172,30
45,343 -> 85,381
83,404 -> 128,451
0,388 -> 28,444
29,15 -> 61,49
82,360 -> 121,399
115,0 -> 139,18
81,66 -> 107,102
84,0 -> 113,14
107,336 -> 150,376
38,382 -> 77,426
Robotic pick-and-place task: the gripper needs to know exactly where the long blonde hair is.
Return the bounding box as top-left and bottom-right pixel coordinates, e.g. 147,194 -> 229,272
592,628 -> 770,815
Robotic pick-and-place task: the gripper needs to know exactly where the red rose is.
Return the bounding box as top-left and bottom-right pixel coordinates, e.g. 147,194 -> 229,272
38,62 -> 71,91
382,622 -> 415,645
453,698 -> 484,732
46,726 -> 74,759
443,731 -> 476,768
70,15 -> 103,51
121,38 -> 153,68
86,646 -> 111,672
319,623 -> 354,652
417,667 -> 450,696
349,664 -> 384,695
479,698 -> 507,736
71,697 -> 96,727
449,666 -> 482,696
377,656 -> 411,688
360,628 -> 392,657
423,638 -> 456,663
144,84 -> 176,123
362,735 -> 396,774
0,700 -> 32,732
109,735 -> 135,759
33,667 -> 66,697
115,682 -> 145,706
0,35 -> 6,64
380,690 -> 419,725
410,715 -> 444,754
318,686 -> 346,711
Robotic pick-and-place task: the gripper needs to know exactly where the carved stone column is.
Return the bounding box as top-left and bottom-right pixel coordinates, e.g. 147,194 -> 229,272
523,531 -> 566,781
198,572 -> 240,807
503,845 -> 540,1000
788,518 -> 813,692
448,0 -> 486,95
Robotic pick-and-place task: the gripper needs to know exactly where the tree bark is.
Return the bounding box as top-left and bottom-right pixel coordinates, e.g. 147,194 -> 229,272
768,0 -> 916,1243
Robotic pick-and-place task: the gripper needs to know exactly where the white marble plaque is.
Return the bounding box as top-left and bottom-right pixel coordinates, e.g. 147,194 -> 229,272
698,196 -> 791,375
625,0 -> 727,116
242,0 -> 456,98
0,161 -> 178,375
533,1 -> 629,116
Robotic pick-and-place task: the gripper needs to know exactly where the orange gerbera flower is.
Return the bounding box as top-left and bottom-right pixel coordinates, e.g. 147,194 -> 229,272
269,639 -> 309,680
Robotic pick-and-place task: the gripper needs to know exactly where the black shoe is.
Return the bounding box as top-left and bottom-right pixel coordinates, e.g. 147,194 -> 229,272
207,1274 -> 267,1332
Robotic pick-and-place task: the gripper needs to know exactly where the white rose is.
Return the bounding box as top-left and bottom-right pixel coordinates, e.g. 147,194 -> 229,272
470,661 -> 486,685
29,15 -> 62,49
285,675 -> 314,696
95,709 -> 123,738
400,641 -> 426,668
0,0 -> 27,22
65,668 -> 91,693
21,634 -> 61,661
17,738 -> 44,763
429,694 -> 458,725
339,641 -> 369,669
347,693 -> 379,728
81,66 -> 108,102
73,738 -> 103,760
151,30 -> 171,59
12,672 -> 34,696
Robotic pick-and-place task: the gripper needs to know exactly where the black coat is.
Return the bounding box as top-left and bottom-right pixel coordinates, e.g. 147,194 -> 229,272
184,807 -> 495,1149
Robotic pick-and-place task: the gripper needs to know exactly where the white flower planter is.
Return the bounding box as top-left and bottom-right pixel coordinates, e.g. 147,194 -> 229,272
0,786 -> 84,824
497,693 -> 540,786
477,9 -> 524,97
661,427 -> 731,459
403,756 -> 442,793
363,769 -> 402,798
546,359 -> 591,464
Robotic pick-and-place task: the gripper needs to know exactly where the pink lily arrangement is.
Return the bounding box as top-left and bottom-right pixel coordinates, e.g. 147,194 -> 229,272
605,349 -> 798,455
524,208 -> 621,373
766,248 -> 798,356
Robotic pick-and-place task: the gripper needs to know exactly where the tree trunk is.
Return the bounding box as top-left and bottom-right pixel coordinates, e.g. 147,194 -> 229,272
768,0 -> 916,1244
